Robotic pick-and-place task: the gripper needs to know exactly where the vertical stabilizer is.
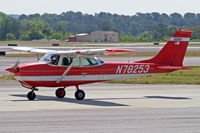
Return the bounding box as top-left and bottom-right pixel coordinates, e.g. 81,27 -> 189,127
136,29 -> 192,66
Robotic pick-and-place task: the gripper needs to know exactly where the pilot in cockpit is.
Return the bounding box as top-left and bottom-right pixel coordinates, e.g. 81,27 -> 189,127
62,57 -> 72,66
50,54 -> 60,65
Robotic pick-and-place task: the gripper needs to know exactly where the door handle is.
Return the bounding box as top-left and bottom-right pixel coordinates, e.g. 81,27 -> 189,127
81,73 -> 87,75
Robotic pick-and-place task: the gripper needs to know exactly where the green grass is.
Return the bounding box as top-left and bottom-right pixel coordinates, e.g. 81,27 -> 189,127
1,66 -> 200,84
0,74 -> 16,81
107,66 -> 200,85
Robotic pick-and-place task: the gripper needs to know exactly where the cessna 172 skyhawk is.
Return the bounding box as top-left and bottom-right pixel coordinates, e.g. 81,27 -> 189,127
6,29 -> 192,101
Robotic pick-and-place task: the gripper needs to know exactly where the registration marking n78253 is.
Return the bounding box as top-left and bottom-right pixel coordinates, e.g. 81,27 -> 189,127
116,65 -> 150,74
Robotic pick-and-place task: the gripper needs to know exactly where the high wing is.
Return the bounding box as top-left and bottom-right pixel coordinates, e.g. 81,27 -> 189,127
13,47 -> 135,56
13,47 -> 54,54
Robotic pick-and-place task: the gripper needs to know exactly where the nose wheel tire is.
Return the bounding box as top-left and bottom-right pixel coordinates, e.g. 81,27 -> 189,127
27,91 -> 36,100
75,90 -> 85,100
55,88 -> 66,98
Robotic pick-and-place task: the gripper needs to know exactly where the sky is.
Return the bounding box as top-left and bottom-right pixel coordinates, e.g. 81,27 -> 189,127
0,0 -> 200,15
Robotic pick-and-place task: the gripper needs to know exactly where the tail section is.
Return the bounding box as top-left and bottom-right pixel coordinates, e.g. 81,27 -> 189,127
137,29 -> 192,66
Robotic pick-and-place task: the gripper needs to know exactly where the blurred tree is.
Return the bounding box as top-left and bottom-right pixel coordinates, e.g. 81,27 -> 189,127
0,12 -> 19,40
98,21 -> 112,31
186,26 -> 200,40
56,21 -> 68,34
6,33 -> 16,40
28,27 -> 44,40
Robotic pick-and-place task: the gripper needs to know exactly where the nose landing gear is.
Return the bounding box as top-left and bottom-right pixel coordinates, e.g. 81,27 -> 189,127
27,87 -> 38,100
27,90 -> 36,100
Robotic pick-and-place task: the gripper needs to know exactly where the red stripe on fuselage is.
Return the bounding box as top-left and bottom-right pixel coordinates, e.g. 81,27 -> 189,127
15,62 -> 171,77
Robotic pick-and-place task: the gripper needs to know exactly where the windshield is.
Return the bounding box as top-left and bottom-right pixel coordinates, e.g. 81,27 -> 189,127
96,58 -> 105,64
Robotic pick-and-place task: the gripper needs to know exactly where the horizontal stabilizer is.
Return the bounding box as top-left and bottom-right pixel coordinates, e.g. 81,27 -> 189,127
157,66 -> 192,70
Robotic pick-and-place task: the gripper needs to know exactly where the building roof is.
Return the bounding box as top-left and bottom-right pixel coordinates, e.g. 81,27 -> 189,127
76,33 -> 89,36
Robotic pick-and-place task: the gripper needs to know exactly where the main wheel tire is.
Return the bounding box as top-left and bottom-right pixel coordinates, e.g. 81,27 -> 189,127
75,90 -> 85,100
55,88 -> 66,98
27,91 -> 36,100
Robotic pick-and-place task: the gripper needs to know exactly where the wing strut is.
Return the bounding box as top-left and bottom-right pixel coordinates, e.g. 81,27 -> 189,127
56,55 -> 80,83
35,53 -> 40,61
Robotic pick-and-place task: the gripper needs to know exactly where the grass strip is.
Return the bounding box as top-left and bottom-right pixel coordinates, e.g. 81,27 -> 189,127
0,74 -> 16,81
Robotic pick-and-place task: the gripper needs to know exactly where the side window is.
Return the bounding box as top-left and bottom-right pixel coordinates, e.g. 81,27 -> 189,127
89,58 -> 98,65
81,58 -> 99,67
82,58 -> 90,66
62,57 -> 80,67
72,58 -> 80,67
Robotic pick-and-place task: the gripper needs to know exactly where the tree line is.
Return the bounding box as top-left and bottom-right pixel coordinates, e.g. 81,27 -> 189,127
1,11 -> 200,42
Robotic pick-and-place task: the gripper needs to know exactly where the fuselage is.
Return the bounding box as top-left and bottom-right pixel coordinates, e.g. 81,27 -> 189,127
9,61 -> 172,88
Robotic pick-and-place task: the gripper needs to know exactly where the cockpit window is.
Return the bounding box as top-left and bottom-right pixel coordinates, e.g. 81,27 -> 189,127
40,53 -> 104,67
97,58 -> 104,64
50,54 -> 60,65
40,52 -> 54,62
40,52 -> 60,65
62,57 -> 72,66
62,57 -> 80,67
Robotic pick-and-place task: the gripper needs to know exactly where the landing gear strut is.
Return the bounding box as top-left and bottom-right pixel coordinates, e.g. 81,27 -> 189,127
27,90 -> 36,100
21,84 -> 38,101
55,88 -> 66,98
75,85 -> 85,100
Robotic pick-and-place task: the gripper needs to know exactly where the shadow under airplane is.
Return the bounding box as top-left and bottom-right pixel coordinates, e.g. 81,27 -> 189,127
10,94 -> 130,107
10,94 -> 190,107
145,96 -> 191,100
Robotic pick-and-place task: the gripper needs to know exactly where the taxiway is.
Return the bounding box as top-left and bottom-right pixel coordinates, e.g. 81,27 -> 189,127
0,82 -> 200,132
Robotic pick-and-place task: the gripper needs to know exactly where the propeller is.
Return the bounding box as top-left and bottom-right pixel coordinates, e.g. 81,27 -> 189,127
13,60 -> 20,70
6,60 -> 20,73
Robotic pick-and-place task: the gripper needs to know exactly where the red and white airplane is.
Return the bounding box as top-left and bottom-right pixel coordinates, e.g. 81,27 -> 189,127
6,29 -> 192,101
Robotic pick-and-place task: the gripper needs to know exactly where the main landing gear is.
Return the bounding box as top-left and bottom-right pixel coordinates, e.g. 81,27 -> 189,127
55,88 -> 66,98
55,85 -> 85,100
75,89 -> 85,100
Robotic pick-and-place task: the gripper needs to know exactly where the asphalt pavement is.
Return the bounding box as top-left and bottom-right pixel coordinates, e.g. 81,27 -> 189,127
0,82 -> 200,133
